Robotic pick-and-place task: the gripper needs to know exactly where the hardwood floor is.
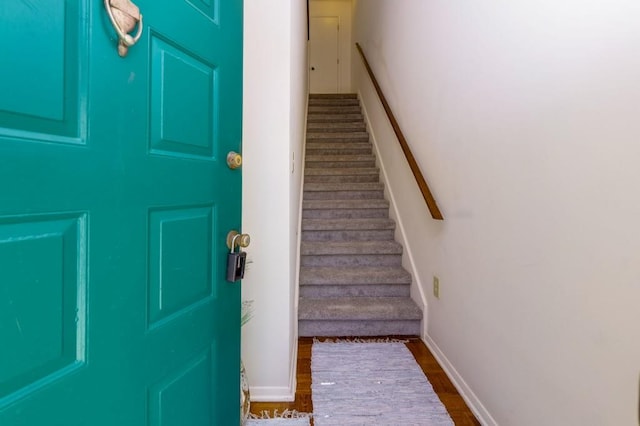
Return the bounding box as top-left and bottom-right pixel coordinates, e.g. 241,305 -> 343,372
250,337 -> 480,425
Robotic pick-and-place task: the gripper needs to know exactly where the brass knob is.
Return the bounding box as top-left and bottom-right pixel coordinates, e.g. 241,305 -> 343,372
227,151 -> 242,169
226,230 -> 250,250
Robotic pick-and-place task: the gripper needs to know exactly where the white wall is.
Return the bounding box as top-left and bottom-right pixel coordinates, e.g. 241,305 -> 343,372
353,1 -> 640,425
242,0 -> 307,401
310,0 -> 352,93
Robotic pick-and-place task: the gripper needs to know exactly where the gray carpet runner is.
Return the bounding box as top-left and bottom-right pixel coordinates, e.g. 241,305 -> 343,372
299,94 -> 422,337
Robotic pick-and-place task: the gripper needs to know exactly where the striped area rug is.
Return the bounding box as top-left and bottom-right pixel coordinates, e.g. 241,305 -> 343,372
312,341 -> 454,425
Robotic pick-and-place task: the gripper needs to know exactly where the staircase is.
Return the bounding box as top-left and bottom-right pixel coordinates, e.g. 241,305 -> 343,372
298,93 -> 422,337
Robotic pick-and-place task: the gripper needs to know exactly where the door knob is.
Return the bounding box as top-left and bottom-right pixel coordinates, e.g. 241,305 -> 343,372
226,230 -> 250,251
227,151 -> 242,169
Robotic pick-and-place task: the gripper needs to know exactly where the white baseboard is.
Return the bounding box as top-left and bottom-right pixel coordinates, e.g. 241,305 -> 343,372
249,386 -> 295,402
423,335 -> 497,426
357,89 -> 429,324
250,330 -> 298,403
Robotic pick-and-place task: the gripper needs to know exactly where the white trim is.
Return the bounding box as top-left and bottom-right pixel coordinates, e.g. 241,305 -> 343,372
357,90 -> 429,331
423,335 -> 497,426
249,386 -> 295,402
288,93 -> 309,403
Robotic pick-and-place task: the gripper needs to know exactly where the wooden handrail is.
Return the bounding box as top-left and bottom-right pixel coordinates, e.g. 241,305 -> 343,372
355,43 -> 444,220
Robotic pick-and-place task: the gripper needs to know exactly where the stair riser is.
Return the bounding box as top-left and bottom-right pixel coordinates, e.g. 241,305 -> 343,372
307,115 -> 363,123
301,254 -> 402,267
305,168 -> 379,176
306,147 -> 372,156
303,190 -> 384,201
307,124 -> 366,132
306,161 -> 376,169
307,141 -> 373,148
309,106 -> 362,113
300,284 -> 410,298
302,209 -> 389,219
309,94 -> 357,99
304,174 -> 379,184
308,99 -> 360,107
307,135 -> 369,142
299,320 -> 420,337
302,229 -> 395,242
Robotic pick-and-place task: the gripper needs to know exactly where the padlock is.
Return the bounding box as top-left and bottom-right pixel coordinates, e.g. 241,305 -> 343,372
226,233 -> 247,282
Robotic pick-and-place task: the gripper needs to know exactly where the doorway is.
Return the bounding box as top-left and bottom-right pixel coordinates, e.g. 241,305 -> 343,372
309,16 -> 340,93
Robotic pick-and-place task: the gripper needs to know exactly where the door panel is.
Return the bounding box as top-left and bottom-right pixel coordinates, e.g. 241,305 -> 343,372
0,0 -> 242,424
0,1 -> 85,142
309,16 -> 339,93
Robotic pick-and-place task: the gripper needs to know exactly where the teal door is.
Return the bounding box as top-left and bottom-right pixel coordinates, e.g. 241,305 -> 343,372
0,1 -> 242,424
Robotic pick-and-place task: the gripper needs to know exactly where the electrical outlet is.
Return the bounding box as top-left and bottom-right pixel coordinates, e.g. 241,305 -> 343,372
433,276 -> 440,299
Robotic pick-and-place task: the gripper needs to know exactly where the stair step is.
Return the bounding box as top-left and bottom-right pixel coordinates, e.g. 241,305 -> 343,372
308,98 -> 360,107
300,266 -> 411,285
299,318 -> 421,337
300,265 -> 412,295
307,132 -> 369,142
302,240 -> 402,256
300,241 -> 402,267
306,155 -> 376,169
309,105 -> 362,114
309,105 -> 361,115
300,284 -> 410,299
302,218 -> 395,231
298,298 -> 420,321
302,199 -> 389,219
304,167 -> 380,184
305,142 -> 372,156
305,167 -> 379,176
304,173 -> 379,184
302,217 -> 395,238
302,228 -> 394,242
307,114 -> 363,123
307,122 -> 366,132
309,93 -> 357,99
299,297 -> 421,320
303,182 -> 384,201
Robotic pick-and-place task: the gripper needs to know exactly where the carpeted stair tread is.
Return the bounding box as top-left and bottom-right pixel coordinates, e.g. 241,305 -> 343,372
307,114 -> 363,123
307,122 -> 366,132
308,105 -> 362,114
301,218 -> 396,241
302,218 -> 395,231
306,154 -> 375,163
306,143 -> 372,156
306,141 -> 372,151
307,131 -> 369,140
302,204 -> 390,219
302,199 -> 389,210
308,98 -> 360,107
301,240 -> 402,256
298,297 -> 422,321
305,167 -> 379,176
304,182 -> 384,192
304,168 -> 380,184
304,175 -> 379,184
309,93 -> 357,99
300,266 -> 411,285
